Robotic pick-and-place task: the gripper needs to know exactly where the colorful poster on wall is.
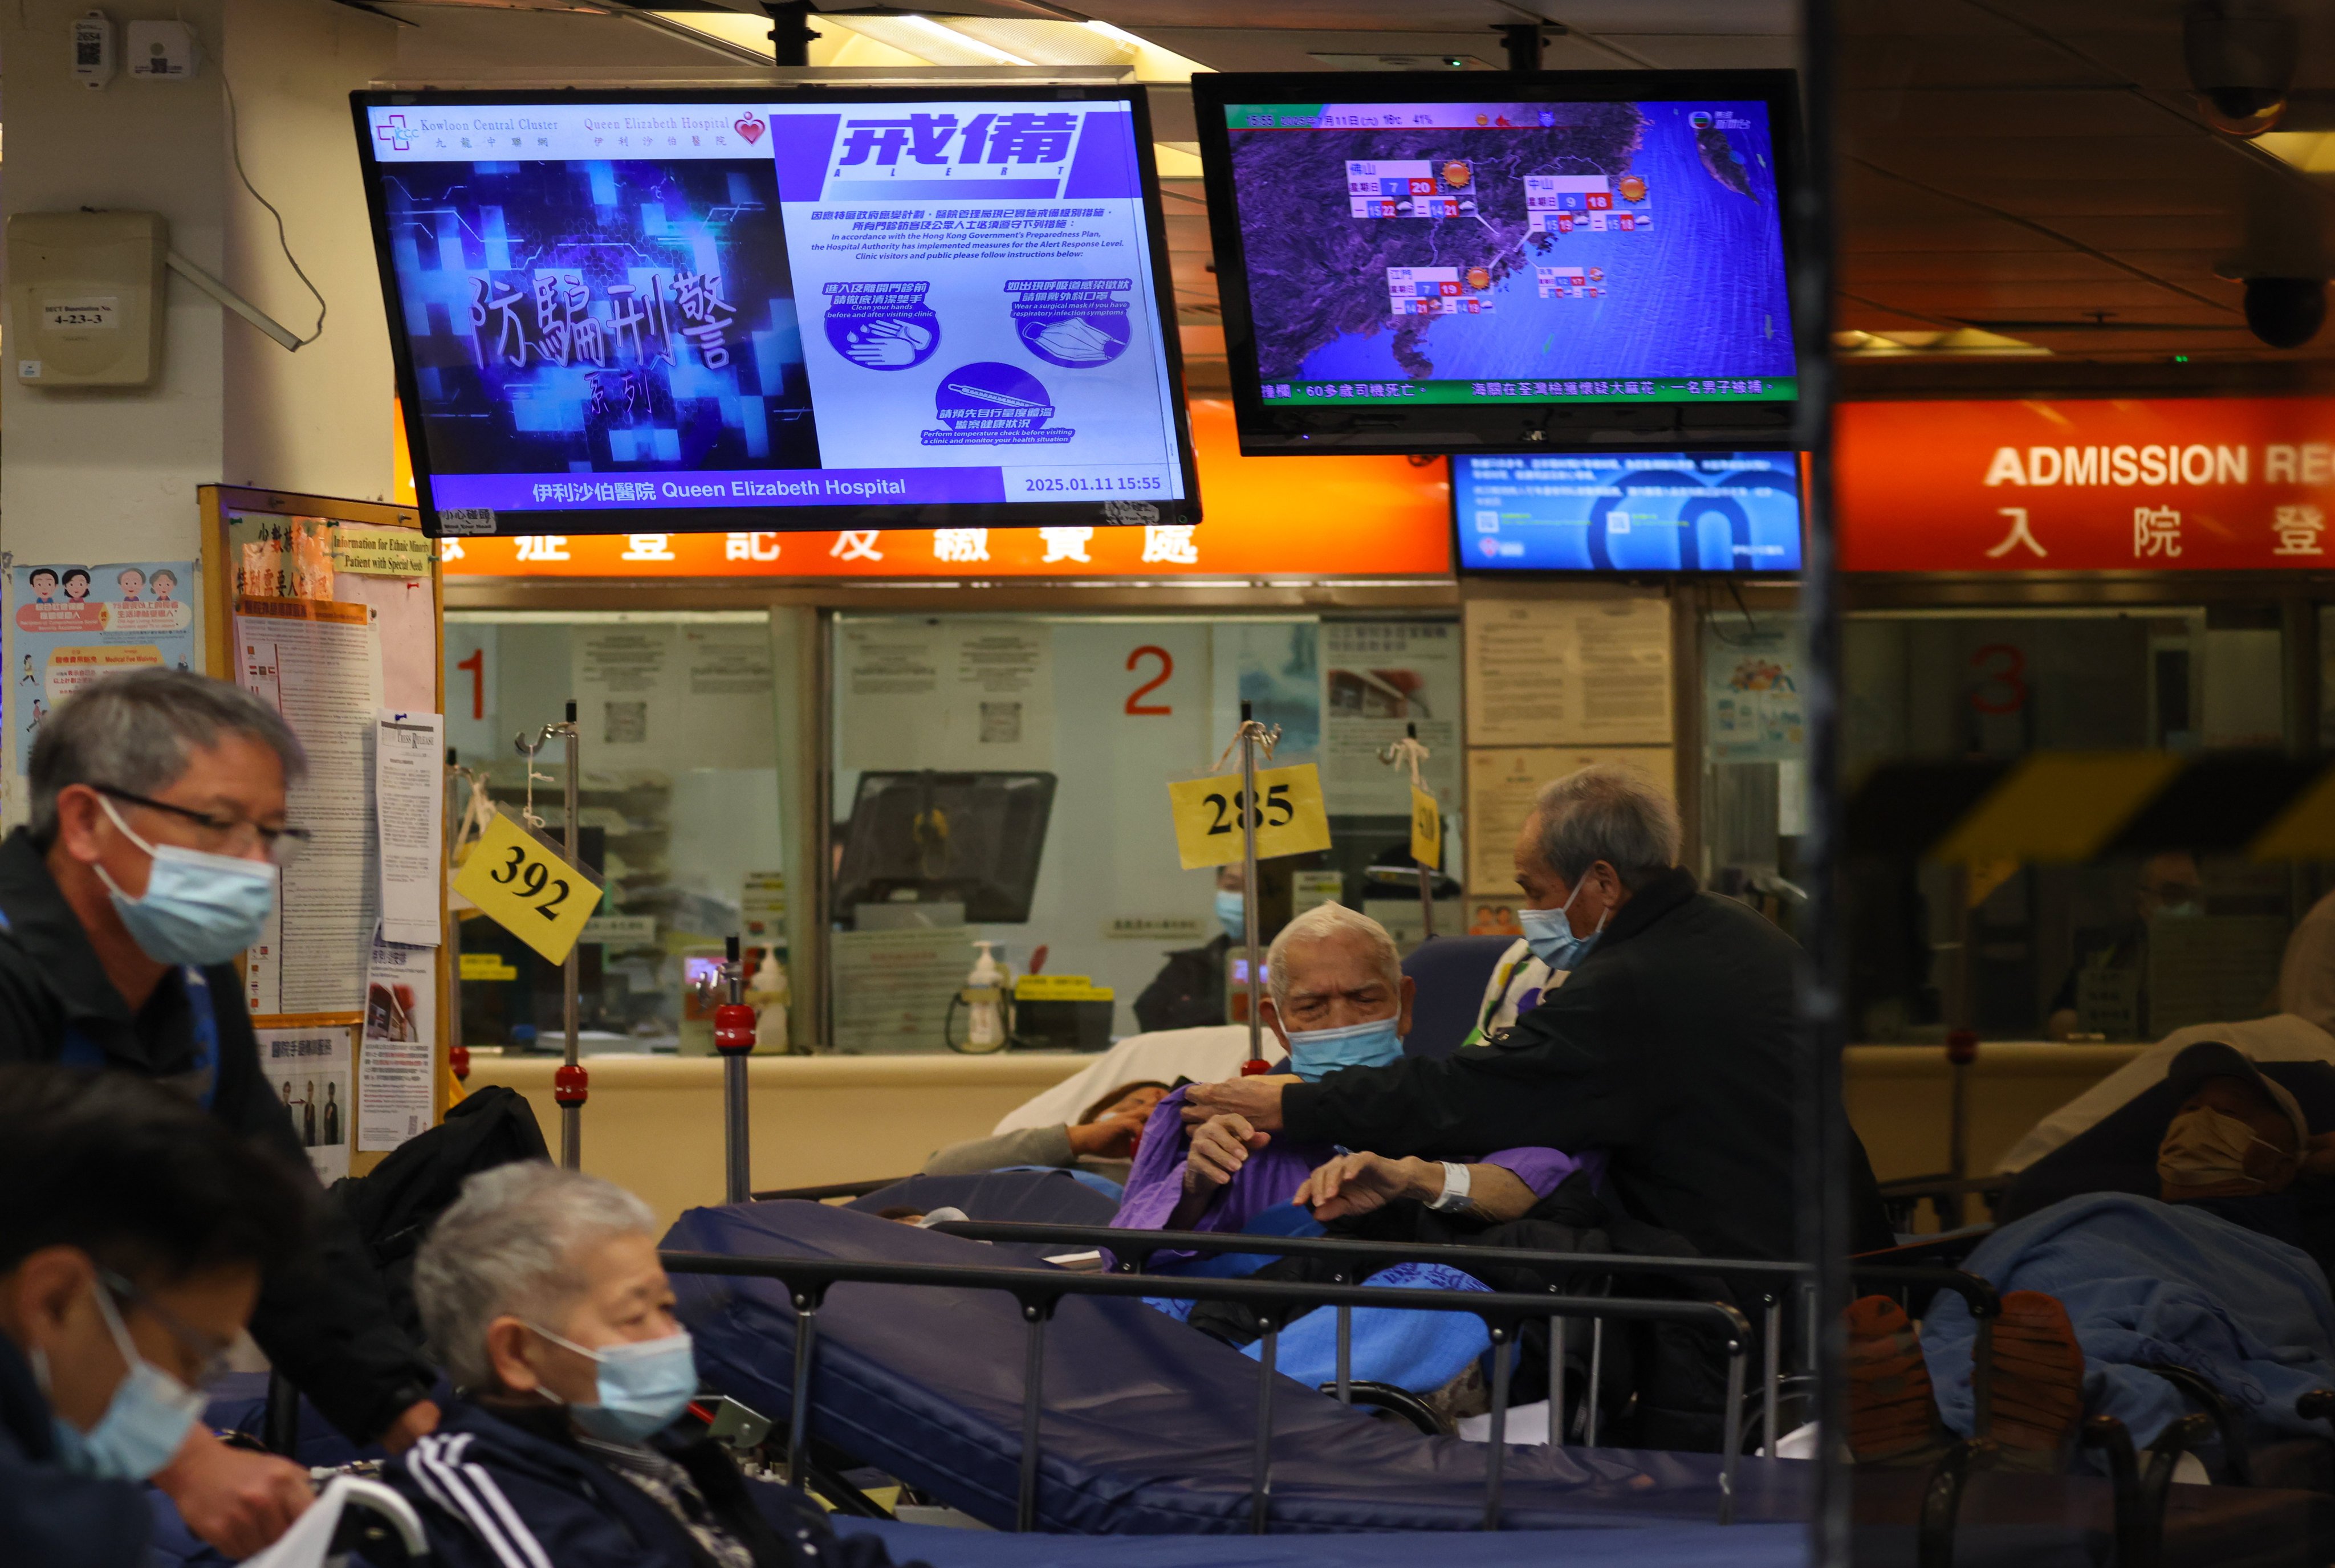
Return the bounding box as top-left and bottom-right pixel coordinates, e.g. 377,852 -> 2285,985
10,560 -> 197,773
1702,616 -> 1804,763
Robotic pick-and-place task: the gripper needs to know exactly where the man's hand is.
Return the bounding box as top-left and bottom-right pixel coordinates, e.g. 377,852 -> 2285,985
379,1399 -> 441,1455
1295,1152 -> 1434,1222
1067,1115 -> 1147,1162
1184,1113 -> 1270,1194
152,1425 -> 314,1558
1182,1074 -> 1296,1133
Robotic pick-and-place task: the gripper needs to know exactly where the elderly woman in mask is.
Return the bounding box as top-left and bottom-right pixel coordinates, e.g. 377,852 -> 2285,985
1109,903 -> 1587,1265
388,1163 -> 919,1568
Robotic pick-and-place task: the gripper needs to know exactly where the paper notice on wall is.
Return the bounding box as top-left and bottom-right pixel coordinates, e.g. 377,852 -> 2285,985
258,1025 -> 353,1183
359,932 -> 436,1152
572,622 -> 774,770
238,598 -> 383,1017
376,710 -> 444,946
1465,746 -> 1675,895
839,621 -> 1053,771
1319,620 -> 1462,814
10,559 -> 198,775
831,924 -> 969,1054
1463,598 -> 1673,747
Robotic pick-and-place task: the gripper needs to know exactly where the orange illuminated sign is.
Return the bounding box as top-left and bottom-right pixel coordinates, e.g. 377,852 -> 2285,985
1839,398 -> 2335,572
429,400 -> 1453,580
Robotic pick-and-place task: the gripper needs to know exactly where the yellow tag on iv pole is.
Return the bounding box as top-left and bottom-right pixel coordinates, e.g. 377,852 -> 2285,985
1410,787 -> 1442,870
451,811 -> 602,964
1167,763 -> 1332,870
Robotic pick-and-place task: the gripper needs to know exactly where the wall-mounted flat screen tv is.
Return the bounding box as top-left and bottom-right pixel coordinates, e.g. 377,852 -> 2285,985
1191,71 -> 1800,456
1454,451 -> 1802,573
353,88 -> 1198,537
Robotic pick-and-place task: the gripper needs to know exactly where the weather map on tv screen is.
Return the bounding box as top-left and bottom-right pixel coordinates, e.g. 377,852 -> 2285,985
1219,99 -> 1796,411
1454,451 -> 1802,572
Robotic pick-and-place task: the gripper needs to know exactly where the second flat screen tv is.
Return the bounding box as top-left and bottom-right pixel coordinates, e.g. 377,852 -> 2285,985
353,88 -> 1197,537
1454,451 -> 1802,573
1193,71 -> 1800,455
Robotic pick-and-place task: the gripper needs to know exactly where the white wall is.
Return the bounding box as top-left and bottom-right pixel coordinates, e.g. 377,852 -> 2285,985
220,0 -> 399,499
1,0 -> 231,567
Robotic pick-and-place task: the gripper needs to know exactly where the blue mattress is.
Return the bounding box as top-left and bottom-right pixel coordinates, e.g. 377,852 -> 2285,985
836,1516 -> 1812,1566
665,1200 -> 1812,1535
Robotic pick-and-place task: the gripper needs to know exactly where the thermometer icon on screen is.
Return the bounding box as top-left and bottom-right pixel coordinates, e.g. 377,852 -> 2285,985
943,381 -> 1047,409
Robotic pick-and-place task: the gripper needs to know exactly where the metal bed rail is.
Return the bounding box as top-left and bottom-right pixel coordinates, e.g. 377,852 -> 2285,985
929,1218 -> 1819,1456
659,1248 -> 1756,1534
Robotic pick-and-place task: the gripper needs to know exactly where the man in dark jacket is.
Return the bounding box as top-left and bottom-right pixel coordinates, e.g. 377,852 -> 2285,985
0,669 -> 440,1555
0,1065 -> 310,1568
1133,865 -> 1246,1032
1187,762 -> 1890,1264
392,1160 -> 917,1568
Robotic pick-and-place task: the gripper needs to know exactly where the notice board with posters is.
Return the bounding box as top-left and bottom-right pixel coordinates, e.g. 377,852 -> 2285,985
199,486 -> 447,1176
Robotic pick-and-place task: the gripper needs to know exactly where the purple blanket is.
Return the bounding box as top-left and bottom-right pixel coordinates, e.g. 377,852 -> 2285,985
1110,1085 -> 1589,1265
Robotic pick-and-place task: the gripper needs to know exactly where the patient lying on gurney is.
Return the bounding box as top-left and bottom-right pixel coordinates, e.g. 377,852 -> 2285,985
1112,903 -> 1589,1261
387,1162 -> 925,1568
920,1081 -> 1170,1187
1853,1040 -> 2335,1471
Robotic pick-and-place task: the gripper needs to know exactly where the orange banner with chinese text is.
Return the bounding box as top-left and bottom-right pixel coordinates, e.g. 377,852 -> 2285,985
1838,397 -> 2335,572
430,400 -> 1453,580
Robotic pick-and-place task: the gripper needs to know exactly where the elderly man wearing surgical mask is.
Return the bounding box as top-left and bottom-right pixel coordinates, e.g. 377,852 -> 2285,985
390,1163 -> 916,1568
1110,903 -> 1585,1262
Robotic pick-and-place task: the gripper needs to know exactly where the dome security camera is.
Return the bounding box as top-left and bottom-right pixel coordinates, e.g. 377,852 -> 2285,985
2244,277 -> 2326,348
2185,0 -> 2297,136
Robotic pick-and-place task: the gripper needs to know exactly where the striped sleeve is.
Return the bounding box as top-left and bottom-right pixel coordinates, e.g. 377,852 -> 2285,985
404,1433 -> 556,1568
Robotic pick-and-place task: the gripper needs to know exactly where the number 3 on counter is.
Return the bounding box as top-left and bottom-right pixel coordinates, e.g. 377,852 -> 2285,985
1166,763 -> 1332,870
453,810 -> 603,963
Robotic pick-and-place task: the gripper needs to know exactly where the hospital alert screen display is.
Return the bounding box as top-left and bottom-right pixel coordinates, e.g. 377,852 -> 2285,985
353,89 -> 1197,538
1453,451 -> 1802,574
1191,71 -> 1799,455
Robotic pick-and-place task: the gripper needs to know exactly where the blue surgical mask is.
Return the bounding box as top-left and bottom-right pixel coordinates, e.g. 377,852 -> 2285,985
1215,889 -> 1247,942
531,1325 -> 698,1443
1519,878 -> 1608,972
1282,1016 -> 1405,1081
95,797 -> 277,967
40,1281 -> 207,1481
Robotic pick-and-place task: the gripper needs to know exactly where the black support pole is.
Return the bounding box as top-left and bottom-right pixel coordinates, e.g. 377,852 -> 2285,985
766,1 -> 816,67
1792,0 -> 1850,1562
1495,23 -> 1543,74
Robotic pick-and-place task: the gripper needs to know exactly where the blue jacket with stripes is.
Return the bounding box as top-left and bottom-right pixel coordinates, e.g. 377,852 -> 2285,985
385,1399 -> 910,1568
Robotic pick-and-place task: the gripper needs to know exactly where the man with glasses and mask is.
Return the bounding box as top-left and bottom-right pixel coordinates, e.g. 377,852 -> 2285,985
0,1065 -> 310,1567
0,669 -> 441,1555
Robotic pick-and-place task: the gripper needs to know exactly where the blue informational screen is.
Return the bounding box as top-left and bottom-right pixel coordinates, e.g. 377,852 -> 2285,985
356,91 -> 1195,536
1453,451 -> 1801,573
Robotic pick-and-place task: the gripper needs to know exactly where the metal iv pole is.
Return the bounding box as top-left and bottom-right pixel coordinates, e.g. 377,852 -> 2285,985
519,703 -> 585,1168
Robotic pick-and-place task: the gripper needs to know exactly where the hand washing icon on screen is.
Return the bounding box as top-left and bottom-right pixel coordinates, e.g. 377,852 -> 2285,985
843,318 -> 935,368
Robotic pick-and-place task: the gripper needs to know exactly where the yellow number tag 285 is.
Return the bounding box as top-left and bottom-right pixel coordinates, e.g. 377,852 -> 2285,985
1166,763 -> 1333,870
1410,787 -> 1443,870
451,811 -> 603,963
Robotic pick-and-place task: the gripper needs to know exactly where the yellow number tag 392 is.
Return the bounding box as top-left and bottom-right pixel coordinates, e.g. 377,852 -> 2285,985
1166,763 -> 1333,870
451,811 -> 603,964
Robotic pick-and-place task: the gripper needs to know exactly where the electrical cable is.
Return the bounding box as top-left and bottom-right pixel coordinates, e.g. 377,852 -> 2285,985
220,70 -> 327,348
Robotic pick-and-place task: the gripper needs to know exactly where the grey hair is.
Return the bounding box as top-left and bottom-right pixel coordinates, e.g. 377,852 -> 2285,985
28,667 -> 307,845
413,1162 -> 657,1392
1528,764 -> 1681,890
1265,902 -> 1402,1015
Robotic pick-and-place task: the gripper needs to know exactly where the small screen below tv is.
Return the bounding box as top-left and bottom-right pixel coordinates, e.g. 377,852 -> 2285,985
1193,71 -> 1799,455
354,88 -> 1195,537
1453,451 -> 1801,573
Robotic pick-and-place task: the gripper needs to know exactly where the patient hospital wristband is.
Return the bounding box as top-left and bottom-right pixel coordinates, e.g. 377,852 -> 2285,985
1428,1162 -> 1472,1212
